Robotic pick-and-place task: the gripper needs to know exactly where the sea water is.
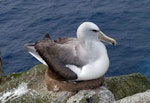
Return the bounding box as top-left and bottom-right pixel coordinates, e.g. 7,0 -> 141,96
0,0 -> 150,79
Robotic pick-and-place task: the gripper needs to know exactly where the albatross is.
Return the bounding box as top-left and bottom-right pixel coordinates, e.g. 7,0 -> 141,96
24,22 -> 116,81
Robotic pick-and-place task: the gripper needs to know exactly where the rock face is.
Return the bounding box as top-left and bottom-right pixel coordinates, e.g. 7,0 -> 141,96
114,90 -> 150,103
66,87 -> 115,103
106,73 -> 150,100
0,64 -> 150,103
0,64 -> 115,103
0,86 -> 115,103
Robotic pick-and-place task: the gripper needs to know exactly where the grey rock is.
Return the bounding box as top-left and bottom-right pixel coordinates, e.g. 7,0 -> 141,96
114,90 -> 150,103
106,73 -> 150,100
67,86 -> 115,103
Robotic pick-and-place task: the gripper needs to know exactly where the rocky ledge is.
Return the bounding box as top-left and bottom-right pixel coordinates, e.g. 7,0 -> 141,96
0,64 -> 150,103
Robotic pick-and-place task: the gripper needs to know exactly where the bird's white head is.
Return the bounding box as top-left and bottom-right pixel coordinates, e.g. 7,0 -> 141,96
77,22 -> 116,46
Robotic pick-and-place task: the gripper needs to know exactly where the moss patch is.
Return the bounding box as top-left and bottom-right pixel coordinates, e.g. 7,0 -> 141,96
106,73 -> 150,100
0,64 -> 47,92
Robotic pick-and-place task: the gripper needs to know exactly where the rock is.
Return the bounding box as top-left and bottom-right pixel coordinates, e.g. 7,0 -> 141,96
66,86 -> 115,103
0,64 -> 115,103
106,73 -> 150,100
1,86 -> 115,103
0,64 -> 47,92
114,90 -> 150,103
0,64 -> 150,103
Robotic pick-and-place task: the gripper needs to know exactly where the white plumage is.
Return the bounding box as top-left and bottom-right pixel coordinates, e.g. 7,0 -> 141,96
25,22 -> 116,81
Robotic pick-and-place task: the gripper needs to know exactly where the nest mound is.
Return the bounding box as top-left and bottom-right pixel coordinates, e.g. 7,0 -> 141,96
45,68 -> 105,92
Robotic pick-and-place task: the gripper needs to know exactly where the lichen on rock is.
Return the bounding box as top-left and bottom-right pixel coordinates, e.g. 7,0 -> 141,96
106,73 -> 150,100
114,90 -> 150,103
66,87 -> 115,103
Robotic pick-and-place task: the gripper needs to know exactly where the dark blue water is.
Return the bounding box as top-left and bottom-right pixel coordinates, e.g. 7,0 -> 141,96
0,0 -> 150,79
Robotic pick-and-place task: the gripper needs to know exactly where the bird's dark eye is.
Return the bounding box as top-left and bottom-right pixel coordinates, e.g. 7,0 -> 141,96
91,29 -> 99,32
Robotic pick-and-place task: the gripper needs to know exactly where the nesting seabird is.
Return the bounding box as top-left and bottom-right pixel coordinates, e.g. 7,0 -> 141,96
24,22 -> 116,81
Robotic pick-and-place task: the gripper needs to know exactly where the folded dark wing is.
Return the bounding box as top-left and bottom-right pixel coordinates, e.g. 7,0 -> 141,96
25,34 -> 82,80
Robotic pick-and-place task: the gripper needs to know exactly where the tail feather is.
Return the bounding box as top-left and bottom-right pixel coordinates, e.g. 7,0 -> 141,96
24,44 -> 48,66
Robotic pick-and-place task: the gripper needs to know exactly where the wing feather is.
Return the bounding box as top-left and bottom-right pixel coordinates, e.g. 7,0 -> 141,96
24,34 -> 83,80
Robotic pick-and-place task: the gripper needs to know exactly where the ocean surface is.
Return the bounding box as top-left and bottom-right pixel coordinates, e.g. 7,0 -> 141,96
0,0 -> 150,79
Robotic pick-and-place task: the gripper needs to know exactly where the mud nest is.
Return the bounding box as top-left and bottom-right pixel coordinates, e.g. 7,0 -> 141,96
45,68 -> 105,92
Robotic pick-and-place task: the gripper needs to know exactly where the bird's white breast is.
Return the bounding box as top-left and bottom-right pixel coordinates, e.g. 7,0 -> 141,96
76,41 -> 110,80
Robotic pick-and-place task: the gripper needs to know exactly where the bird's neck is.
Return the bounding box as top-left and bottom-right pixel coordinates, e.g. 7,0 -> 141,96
78,39 -> 109,64
78,37 -> 98,46
79,39 -> 101,51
